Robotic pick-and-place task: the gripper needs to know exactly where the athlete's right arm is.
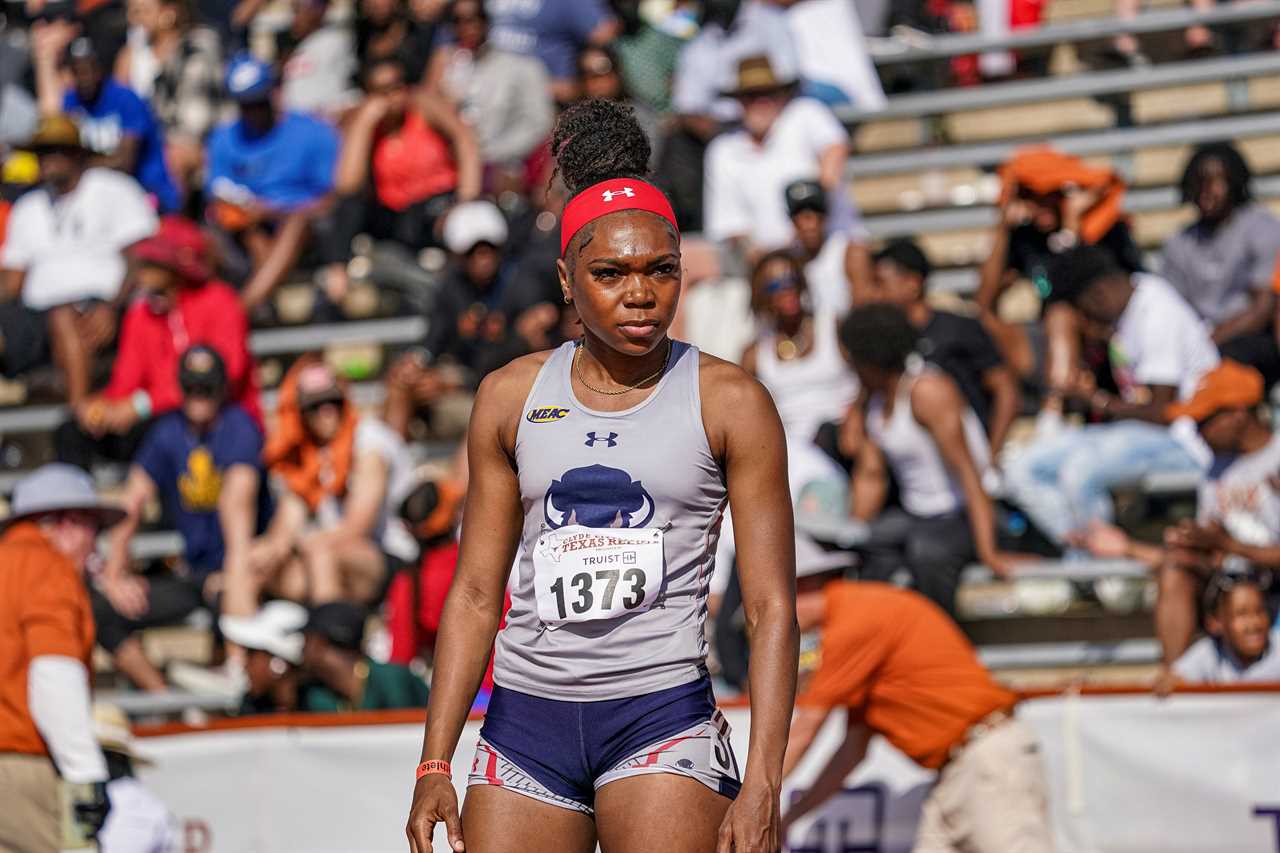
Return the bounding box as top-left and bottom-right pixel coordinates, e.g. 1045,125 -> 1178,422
406,360 -> 535,853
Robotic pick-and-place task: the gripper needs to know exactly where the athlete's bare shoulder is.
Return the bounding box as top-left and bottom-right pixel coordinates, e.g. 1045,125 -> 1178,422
694,349 -> 783,458
472,349 -> 558,448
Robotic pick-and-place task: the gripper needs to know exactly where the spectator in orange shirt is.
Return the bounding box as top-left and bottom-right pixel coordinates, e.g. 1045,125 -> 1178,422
781,576 -> 1055,853
0,465 -> 125,853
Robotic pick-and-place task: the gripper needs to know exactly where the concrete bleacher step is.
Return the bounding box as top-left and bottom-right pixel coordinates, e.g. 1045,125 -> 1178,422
1047,0 -> 1182,25
962,609 -> 1154,647
943,97 -> 1115,143
1132,82 -> 1231,124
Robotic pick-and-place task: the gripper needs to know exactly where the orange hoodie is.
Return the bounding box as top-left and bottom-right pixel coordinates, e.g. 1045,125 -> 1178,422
263,357 -> 359,512
999,147 -> 1127,246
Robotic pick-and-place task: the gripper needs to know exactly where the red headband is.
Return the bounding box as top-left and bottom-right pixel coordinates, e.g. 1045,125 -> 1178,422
560,178 -> 679,256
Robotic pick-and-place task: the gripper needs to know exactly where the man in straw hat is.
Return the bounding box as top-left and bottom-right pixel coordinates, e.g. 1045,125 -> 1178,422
0,114 -> 157,407
0,464 -> 125,852
703,54 -> 852,268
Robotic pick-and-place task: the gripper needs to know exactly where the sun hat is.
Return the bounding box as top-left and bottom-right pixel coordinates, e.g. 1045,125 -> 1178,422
6,464 -> 125,528
92,703 -> 154,766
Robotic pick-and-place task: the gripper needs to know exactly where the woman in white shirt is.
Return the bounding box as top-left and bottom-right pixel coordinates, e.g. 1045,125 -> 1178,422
741,250 -> 858,447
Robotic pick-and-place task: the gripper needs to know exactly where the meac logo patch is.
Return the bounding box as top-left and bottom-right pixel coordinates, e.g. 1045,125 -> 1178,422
525,406 -> 570,424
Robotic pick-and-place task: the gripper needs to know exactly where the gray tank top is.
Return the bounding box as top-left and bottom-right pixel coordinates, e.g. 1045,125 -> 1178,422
492,340 -> 728,701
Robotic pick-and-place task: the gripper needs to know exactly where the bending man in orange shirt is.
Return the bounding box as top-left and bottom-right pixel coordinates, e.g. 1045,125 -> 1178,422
781,576 -> 1055,853
0,465 -> 125,852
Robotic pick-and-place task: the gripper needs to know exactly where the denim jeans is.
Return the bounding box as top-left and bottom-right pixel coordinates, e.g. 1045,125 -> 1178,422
1004,420 -> 1205,544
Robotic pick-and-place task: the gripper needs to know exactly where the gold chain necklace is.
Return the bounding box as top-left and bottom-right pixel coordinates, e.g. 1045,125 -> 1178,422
573,338 -> 672,396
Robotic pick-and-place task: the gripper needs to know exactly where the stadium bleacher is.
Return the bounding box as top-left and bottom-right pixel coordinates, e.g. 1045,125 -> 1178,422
13,0 -> 1279,717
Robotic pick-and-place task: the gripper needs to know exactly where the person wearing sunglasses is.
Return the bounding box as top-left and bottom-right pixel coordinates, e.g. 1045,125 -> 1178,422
56,215 -> 260,472
95,345 -> 271,697
255,359 -> 415,622
741,250 -> 857,451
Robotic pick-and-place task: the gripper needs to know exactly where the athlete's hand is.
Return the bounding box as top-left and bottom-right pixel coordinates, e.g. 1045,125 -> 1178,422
716,778 -> 780,853
406,774 -> 464,853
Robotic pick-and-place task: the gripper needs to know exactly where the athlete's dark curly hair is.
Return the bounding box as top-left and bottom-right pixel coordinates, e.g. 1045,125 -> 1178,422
552,98 -> 651,194
552,98 -> 673,260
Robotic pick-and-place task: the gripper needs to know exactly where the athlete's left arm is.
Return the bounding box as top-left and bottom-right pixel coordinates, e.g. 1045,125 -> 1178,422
704,359 -> 798,853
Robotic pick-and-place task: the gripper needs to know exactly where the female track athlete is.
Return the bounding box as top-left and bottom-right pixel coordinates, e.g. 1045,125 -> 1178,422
406,98 -> 798,853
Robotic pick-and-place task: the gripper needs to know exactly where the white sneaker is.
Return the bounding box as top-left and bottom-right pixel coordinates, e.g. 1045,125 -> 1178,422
168,660 -> 248,701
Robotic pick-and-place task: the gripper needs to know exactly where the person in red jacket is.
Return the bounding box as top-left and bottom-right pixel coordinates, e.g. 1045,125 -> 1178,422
55,215 -> 260,470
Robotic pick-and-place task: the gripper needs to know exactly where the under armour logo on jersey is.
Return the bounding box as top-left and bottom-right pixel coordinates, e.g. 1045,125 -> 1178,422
585,432 -> 619,448
601,188 -> 635,202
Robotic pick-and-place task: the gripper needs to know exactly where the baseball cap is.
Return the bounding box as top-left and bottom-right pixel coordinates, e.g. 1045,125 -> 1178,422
178,345 -> 228,398
130,216 -> 212,283
66,36 -> 98,63
304,602 -> 366,652
442,201 -> 508,255
1166,360 -> 1264,423
225,54 -> 275,102
785,180 -> 827,217
295,361 -> 346,410
219,601 -> 309,664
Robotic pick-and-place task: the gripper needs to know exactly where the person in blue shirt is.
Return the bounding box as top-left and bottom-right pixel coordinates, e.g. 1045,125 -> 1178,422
56,37 -> 180,212
94,345 -> 271,694
488,0 -> 618,103
205,54 -> 340,311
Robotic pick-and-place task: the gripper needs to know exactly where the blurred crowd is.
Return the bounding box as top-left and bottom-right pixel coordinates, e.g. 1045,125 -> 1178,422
0,0 -> 1271,740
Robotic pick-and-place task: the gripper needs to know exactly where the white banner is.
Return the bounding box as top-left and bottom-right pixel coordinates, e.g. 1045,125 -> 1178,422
134,692 -> 1280,853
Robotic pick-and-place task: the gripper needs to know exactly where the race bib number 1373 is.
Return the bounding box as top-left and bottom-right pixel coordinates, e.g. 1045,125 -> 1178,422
532,525 -> 665,625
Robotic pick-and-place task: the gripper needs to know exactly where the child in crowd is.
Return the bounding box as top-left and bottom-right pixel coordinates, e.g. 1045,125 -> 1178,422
1174,574 -> 1280,685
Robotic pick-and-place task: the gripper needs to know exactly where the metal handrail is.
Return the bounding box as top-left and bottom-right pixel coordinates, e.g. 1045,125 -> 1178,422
869,1 -> 1280,65
846,110 -> 1280,177
861,174 -> 1280,239
840,50 -> 1280,122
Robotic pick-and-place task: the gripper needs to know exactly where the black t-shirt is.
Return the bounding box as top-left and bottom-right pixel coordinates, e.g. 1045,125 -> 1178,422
1008,220 -> 1145,307
422,265 -> 530,383
918,310 -> 1003,427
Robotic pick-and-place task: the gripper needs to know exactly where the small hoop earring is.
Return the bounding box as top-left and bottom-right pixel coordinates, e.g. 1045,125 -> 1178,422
563,296 -> 571,304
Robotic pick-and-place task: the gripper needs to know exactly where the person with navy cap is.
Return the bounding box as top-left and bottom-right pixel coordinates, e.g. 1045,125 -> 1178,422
0,464 -> 124,853
785,177 -> 870,316
96,344 -> 270,697
205,53 -> 340,311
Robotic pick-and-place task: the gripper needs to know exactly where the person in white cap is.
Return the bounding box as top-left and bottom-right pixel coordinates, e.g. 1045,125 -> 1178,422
219,600 -> 309,714
384,199 -> 531,440
92,703 -> 178,853
0,464 -> 124,853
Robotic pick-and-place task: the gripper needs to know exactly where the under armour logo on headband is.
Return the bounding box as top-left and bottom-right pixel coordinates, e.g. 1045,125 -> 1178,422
562,179 -> 680,255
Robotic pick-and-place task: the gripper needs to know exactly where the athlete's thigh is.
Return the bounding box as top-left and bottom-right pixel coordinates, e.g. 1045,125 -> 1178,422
461,784 -> 596,853
594,773 -> 732,853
